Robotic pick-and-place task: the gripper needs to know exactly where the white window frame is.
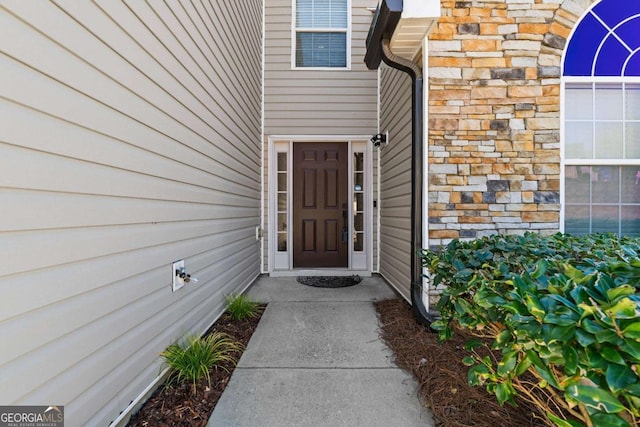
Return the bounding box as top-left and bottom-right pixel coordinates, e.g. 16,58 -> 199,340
271,142 -> 292,271
291,0 -> 352,70
560,76 -> 640,235
560,1 -> 640,236
350,140 -> 370,270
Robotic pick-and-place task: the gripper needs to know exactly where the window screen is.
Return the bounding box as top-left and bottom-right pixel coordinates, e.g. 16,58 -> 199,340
294,0 -> 348,68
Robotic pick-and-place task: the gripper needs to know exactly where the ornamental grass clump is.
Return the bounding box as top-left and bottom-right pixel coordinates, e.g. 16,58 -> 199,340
423,233 -> 640,427
161,332 -> 242,394
225,293 -> 261,321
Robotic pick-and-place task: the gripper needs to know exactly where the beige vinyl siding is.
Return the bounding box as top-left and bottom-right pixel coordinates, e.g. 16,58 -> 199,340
264,0 -> 378,135
0,1 -> 261,426
379,65 -> 412,299
262,0 -> 377,271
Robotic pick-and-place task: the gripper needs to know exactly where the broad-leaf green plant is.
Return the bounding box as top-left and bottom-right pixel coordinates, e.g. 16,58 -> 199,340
161,332 -> 242,394
423,233 -> 640,427
225,293 -> 262,321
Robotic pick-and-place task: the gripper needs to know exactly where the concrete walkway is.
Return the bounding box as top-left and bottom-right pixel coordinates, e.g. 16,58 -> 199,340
207,275 -> 434,427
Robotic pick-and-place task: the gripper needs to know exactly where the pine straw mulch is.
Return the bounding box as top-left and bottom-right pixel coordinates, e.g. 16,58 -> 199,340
375,298 -> 549,427
127,305 -> 266,427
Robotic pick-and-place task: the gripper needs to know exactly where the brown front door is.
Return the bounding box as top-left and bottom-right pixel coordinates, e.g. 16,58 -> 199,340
293,142 -> 348,268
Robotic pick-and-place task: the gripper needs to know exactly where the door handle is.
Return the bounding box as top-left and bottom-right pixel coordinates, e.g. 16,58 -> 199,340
342,205 -> 348,243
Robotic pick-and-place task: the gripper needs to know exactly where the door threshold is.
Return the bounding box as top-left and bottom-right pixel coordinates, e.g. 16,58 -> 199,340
269,269 -> 371,277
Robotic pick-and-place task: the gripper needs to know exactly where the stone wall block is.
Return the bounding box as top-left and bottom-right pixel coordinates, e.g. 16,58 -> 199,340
483,192 -> 496,203
458,23 -> 480,35
430,57 -> 473,67
508,85 -> 544,97
549,21 -> 572,38
430,40 -> 463,52
463,68 -> 492,79
519,23 -> 550,34
447,176 -> 466,185
510,119 -> 526,130
527,117 -> 559,129
522,211 -> 560,222
490,120 -> 510,130
430,118 -> 460,131
539,179 -> 559,191
431,89 -> 471,100
431,230 -> 461,239
502,39 -> 541,51
471,86 -> 508,99
431,67 -> 463,79
538,66 -> 560,77
460,230 -> 478,238
538,53 -> 561,66
472,57 -> 508,67
464,39 -> 500,51
461,191 -> 474,203
490,67 -> 527,79
515,103 -> 535,110
493,163 -> 515,174
543,32 -> 566,49
487,180 -> 510,192
534,191 -> 560,203
470,164 -> 493,175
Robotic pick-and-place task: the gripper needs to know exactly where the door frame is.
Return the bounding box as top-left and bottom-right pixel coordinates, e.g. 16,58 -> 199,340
267,135 -> 373,275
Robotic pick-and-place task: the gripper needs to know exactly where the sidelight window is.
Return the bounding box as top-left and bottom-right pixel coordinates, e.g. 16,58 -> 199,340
277,152 -> 288,251
353,152 -> 364,251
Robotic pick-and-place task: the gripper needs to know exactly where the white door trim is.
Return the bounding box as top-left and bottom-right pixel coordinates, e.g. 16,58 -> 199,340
267,135 -> 374,275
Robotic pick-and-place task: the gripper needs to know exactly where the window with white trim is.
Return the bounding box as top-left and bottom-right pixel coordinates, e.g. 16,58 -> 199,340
562,0 -> 640,236
293,0 -> 349,68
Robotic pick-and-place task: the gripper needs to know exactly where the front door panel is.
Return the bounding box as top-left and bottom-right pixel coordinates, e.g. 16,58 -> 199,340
293,142 -> 348,268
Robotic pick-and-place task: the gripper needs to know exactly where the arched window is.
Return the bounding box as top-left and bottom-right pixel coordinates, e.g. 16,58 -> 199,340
562,0 -> 640,236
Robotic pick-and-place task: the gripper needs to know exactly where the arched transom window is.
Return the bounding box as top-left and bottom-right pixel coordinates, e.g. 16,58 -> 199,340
563,0 -> 640,236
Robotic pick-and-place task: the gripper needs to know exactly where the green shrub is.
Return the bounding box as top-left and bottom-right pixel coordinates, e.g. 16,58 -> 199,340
423,233 -> 640,427
225,293 -> 261,321
160,332 -> 242,394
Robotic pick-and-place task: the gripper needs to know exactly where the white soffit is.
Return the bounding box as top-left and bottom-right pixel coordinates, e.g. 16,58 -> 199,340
390,0 -> 440,60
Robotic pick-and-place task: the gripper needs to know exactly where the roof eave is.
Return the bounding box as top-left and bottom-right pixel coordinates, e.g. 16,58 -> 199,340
364,0 -> 403,70
365,0 -> 441,69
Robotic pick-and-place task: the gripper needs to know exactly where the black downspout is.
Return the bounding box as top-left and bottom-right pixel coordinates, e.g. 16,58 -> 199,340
380,40 -> 434,326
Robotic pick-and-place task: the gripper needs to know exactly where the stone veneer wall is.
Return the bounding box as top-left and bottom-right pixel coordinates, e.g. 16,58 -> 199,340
427,0 -> 596,248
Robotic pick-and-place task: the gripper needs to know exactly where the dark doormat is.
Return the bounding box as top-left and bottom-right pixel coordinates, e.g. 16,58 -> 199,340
296,275 -> 362,288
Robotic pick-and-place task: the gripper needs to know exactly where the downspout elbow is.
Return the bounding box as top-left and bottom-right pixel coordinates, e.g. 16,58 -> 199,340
381,39 -> 422,80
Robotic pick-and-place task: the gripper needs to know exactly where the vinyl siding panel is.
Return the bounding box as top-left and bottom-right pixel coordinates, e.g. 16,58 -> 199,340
264,0 -> 378,135
0,1 -> 262,425
262,0 -> 378,272
379,65 -> 412,299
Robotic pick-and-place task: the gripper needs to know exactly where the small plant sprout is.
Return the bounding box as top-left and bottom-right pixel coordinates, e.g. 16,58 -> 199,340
160,332 -> 242,394
225,293 -> 261,321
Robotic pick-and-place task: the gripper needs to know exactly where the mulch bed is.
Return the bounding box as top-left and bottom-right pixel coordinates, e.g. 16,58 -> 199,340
127,305 -> 266,427
375,298 -> 549,427
129,298 -> 556,426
